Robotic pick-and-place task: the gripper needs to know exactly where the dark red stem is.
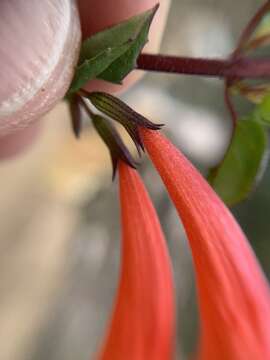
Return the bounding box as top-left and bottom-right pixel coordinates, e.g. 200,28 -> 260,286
137,54 -> 229,77
137,54 -> 270,79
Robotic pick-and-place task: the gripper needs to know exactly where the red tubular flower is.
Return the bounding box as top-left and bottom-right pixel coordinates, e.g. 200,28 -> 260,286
98,162 -> 175,360
141,129 -> 270,360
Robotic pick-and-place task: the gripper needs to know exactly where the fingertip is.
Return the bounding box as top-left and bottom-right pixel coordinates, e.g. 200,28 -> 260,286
82,73 -> 139,94
0,0 -> 81,136
78,0 -> 160,39
0,121 -> 41,160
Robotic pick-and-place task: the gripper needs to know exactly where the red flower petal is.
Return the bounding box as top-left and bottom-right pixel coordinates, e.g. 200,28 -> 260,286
141,129 -> 270,360
99,162 -> 175,360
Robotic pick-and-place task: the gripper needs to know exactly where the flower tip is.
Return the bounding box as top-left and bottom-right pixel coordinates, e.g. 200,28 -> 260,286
144,122 -> 164,130
72,120 -> 81,138
69,94 -> 83,139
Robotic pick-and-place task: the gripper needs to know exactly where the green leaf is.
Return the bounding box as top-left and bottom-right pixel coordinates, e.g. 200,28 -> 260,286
253,93 -> 270,124
208,119 -> 268,206
98,6 -> 157,84
68,5 -> 158,93
69,43 -> 131,93
80,5 -> 158,62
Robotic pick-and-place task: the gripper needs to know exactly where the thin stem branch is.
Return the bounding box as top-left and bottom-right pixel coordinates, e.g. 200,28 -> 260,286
224,81 -> 237,129
232,1 -> 270,58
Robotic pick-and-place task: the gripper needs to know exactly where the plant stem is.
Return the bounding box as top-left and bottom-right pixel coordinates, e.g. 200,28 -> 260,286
224,81 -> 237,128
137,54 -> 270,79
137,54 -> 229,77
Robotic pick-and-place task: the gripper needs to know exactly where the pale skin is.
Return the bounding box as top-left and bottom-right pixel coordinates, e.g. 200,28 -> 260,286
0,0 -> 170,158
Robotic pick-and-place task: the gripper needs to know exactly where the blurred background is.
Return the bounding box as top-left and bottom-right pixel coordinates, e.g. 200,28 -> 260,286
0,0 -> 269,359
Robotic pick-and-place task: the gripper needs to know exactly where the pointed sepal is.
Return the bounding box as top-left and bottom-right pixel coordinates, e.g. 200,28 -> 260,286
85,91 -> 163,153
68,94 -> 83,138
92,114 -> 137,179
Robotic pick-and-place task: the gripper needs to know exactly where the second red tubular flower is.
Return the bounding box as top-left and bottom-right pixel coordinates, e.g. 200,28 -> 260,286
141,128 -> 270,360
98,161 -> 175,360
